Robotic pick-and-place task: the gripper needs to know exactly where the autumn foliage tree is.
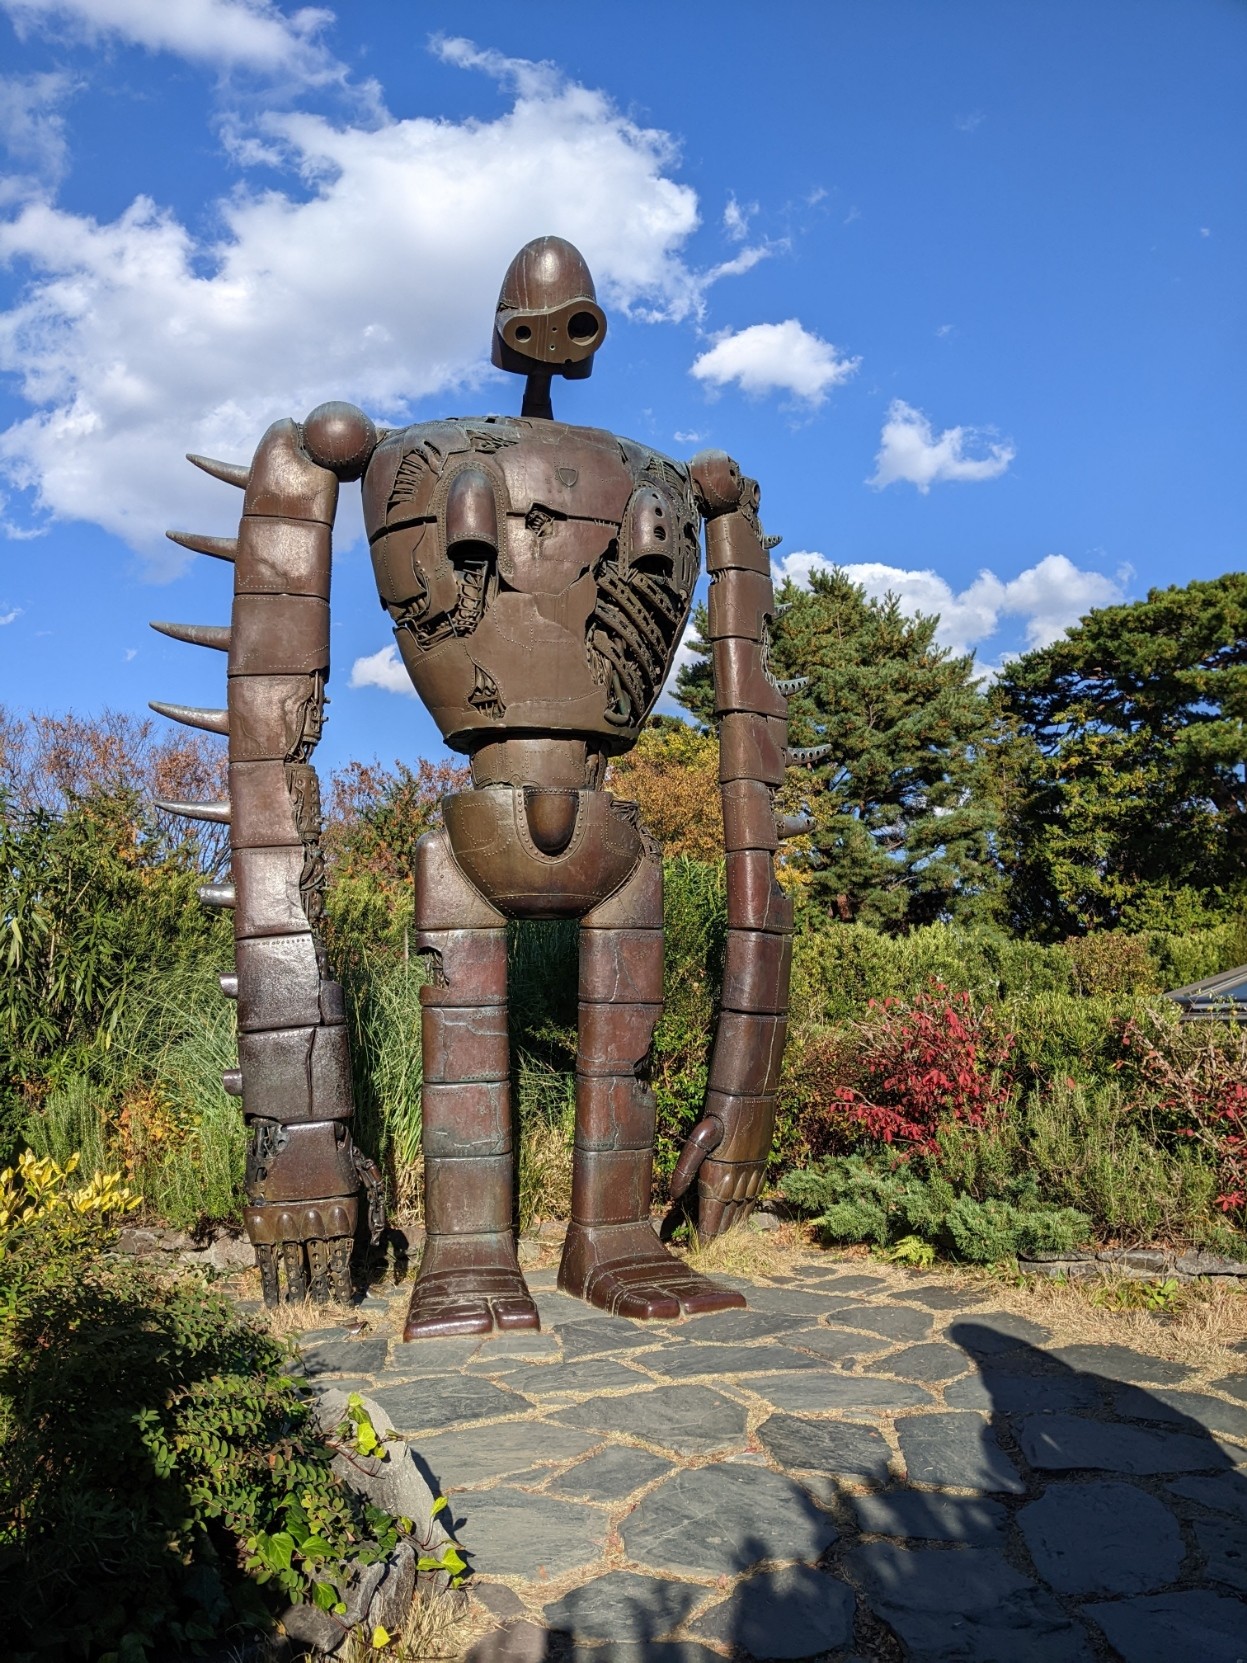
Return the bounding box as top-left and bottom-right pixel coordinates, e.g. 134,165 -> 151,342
606,718 -> 721,859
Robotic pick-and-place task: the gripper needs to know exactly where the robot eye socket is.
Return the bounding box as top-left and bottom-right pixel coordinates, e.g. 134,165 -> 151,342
567,311 -> 599,343
514,324 -> 533,342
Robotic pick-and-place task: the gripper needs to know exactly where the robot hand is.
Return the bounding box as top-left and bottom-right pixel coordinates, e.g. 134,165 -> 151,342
669,1096 -> 774,1240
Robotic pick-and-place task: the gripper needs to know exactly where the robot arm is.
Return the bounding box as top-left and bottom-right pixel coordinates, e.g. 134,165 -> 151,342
152,403 -> 384,1304
669,450 -> 815,1239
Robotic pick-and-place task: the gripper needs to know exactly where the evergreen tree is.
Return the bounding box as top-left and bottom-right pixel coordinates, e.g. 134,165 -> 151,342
674,567 -> 999,931
993,574 -> 1247,938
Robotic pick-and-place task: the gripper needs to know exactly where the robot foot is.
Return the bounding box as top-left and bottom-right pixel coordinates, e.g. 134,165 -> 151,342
402,1232 -> 539,1341
558,1221 -> 747,1321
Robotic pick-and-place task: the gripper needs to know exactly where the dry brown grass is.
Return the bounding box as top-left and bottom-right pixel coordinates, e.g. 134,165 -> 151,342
335,1589 -> 486,1662
518,1118 -> 573,1233
683,1218 -> 809,1279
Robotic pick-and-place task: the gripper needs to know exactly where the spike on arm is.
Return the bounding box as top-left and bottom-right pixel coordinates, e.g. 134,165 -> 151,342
166,530 -> 237,562
148,700 -> 229,736
187,453 -> 249,489
156,797 -> 231,824
150,621 -> 230,651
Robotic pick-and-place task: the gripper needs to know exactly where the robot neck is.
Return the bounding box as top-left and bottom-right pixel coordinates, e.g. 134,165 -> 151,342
521,370 -> 553,421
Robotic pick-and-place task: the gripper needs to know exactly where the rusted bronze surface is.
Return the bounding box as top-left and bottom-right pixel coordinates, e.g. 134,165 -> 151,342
153,236 -> 801,1328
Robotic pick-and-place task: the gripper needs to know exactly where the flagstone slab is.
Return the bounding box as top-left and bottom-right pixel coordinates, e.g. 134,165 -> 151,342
1169,1471 -> 1247,1524
415,1421 -> 602,1491
751,1371 -> 933,1414
638,1342 -> 825,1381
1213,1373 -> 1247,1404
896,1411 -> 1025,1494
1194,1517 -> 1247,1592
556,1383 -> 748,1455
1084,1590 -> 1247,1663
620,1462 -> 837,1575
1111,1385 -> 1247,1444
1044,1343 -> 1192,1385
300,1337 -> 389,1377
673,1309 -> 810,1343
945,1369 -> 1101,1414
518,1358 -> 654,1397
879,1342 -> 972,1381
787,1326 -> 889,1362
946,1313 -> 1053,1356
757,1411 -> 892,1482
454,1487 -> 606,1581
543,1571 -> 702,1640
890,1284 -> 989,1310
372,1375 -> 532,1434
690,1565 -> 855,1657
555,1317 -> 657,1358
846,1542 -> 1095,1662
544,1445 -> 674,1503
852,1490 -> 1008,1543
824,1304 -> 934,1342
733,1284 -> 856,1318
1015,1412 -> 1233,1475
1018,1481 -> 1185,1595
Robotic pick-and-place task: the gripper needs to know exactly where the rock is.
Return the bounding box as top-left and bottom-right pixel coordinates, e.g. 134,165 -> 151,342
116,1226 -> 165,1255
555,1383 -> 748,1455
301,1337 -> 390,1378
340,1559 -> 387,1628
1018,1481 -> 1185,1595
313,1388 -> 448,1550
1097,1248 -> 1174,1272
517,1237 -> 543,1268
896,1411 -> 1025,1494
543,1571 -> 701,1640
1176,1251 -> 1247,1278
536,1219 -> 566,1240
472,1583 -> 528,1620
690,1565 -> 855,1657
757,1411 -> 892,1481
200,1233 -> 254,1272
1085,1589 -> 1247,1663
1020,1257 -> 1102,1280
545,1446 -> 674,1503
453,1487 -> 605,1580
281,1601 -> 347,1654
620,1462 -> 836,1576
465,1621 -> 552,1663
366,1540 -> 417,1633
748,1208 -> 780,1231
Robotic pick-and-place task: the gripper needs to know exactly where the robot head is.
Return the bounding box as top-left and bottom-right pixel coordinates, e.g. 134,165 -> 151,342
492,236 -> 607,381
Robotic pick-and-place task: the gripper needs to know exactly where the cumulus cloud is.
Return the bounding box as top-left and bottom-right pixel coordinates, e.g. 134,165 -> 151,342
349,643 -> 416,698
722,195 -> 756,241
0,605 -> 21,624
868,399 -> 1015,492
0,0 -> 342,83
0,43 -> 730,566
690,320 -> 860,406
774,550 -> 1127,656
0,71 -> 76,200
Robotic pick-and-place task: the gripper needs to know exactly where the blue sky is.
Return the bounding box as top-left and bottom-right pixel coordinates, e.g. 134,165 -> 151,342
0,0 -> 1243,777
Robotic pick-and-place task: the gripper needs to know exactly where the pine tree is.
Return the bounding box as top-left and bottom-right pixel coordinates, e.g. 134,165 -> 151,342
674,567 -> 1000,930
993,574 -> 1247,937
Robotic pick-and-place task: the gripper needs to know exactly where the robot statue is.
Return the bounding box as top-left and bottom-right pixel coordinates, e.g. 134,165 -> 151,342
152,237 -> 819,1340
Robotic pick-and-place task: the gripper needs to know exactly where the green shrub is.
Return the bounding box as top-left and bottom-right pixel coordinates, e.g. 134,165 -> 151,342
780,1153 -> 1090,1264
0,1164 -> 409,1660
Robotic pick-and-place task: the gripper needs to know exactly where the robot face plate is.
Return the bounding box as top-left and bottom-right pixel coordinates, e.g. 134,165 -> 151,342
491,235 -> 607,380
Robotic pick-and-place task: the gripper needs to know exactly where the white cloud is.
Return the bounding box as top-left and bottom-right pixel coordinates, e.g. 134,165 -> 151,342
0,0 -> 342,83
0,605 -> 21,624
690,320 -> 860,406
774,550 -> 1127,657
349,643 -> 417,698
0,44 -> 730,566
0,71 -> 76,201
722,195 -> 756,242
868,399 -> 1015,493
672,429 -> 703,445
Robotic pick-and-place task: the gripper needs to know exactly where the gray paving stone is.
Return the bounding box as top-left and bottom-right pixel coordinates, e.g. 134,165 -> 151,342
853,1490 -> 1007,1542
464,1618 -> 549,1663
880,1342 -> 971,1381
690,1565 -> 855,1657
638,1342 -> 824,1380
1195,1517 -> 1247,1592
945,1369 -> 1101,1414
890,1284 -> 988,1310
533,1290 -> 597,1327
787,1325 -> 888,1362
372,1375 -> 531,1434
621,1461 -> 837,1575
299,1337 -> 389,1377
470,1330 -> 563,1365
1019,1480 -> 1185,1594
897,1411 -> 1025,1494
751,1371 -> 934,1414
757,1411 -> 892,1481
470,1583 -> 527,1620
815,1273 -> 888,1293
556,1383 -> 748,1454
416,1421 -> 601,1490
555,1316 -> 655,1357
384,1336 -> 485,1374
1169,1471 -> 1247,1524
675,1308 -> 808,1343
1213,1373 -> 1247,1404
1015,1412 -> 1233,1474
825,1303 -> 934,1342
945,1312 -> 1053,1356
455,1486 -> 606,1580
520,1358 -> 652,1396
566,1645 -> 723,1663
544,1445 -> 674,1502
1112,1385 -> 1247,1445
543,1571 -> 701,1640
846,1542 -> 1095,1662
1085,1589 -> 1247,1663
734,1284 -> 853,1318
1045,1343 -> 1192,1385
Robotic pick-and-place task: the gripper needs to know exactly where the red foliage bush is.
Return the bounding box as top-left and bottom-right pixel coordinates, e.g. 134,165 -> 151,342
784,983 -> 1016,1160
1120,1017 -> 1247,1222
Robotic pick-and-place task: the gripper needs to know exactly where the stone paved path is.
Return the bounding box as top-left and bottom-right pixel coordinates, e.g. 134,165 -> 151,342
294,1251 -> 1247,1662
